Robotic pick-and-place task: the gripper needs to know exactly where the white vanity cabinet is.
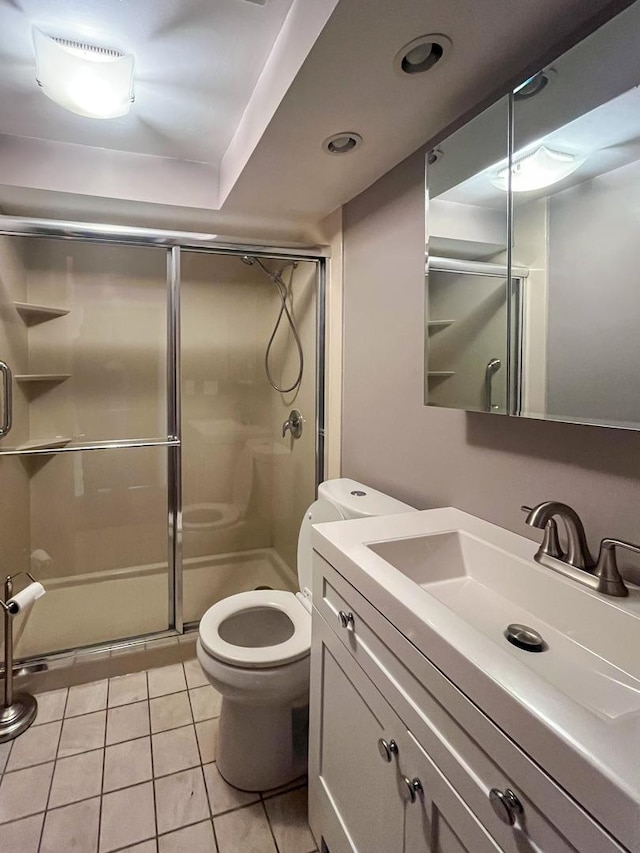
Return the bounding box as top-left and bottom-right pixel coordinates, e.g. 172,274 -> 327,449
308,554 -> 627,853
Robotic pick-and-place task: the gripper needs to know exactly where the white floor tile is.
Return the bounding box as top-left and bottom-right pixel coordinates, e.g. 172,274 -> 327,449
100,781 -> 156,852
0,762 -> 54,823
108,672 -> 148,708
106,701 -> 150,746
49,749 -> 104,808
264,787 -> 315,853
203,762 -> 259,816
103,737 -> 152,793
58,711 -> 106,758
189,686 -> 222,723
0,812 -> 44,853
151,725 -> 200,777
154,767 -> 210,835
5,720 -> 61,771
150,692 -> 192,733
147,665 -> 186,699
66,681 -> 108,718
183,658 -> 208,690
195,718 -> 219,765
40,797 -> 100,853
34,689 -> 68,725
158,819 -> 217,853
214,802 -> 277,853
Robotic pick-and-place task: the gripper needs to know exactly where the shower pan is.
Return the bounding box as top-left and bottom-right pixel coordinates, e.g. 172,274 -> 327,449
0,217 -> 326,668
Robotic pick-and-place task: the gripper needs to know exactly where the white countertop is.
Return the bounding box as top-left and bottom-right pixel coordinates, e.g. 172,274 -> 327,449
312,507 -> 640,851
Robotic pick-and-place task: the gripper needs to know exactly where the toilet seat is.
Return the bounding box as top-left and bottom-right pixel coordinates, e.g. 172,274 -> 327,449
199,590 -> 310,669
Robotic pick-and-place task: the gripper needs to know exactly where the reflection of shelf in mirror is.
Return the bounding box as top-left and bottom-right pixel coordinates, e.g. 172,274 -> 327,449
427,371 -> 456,378
428,320 -> 455,331
14,302 -> 70,325
15,374 -> 71,383
15,437 -> 73,452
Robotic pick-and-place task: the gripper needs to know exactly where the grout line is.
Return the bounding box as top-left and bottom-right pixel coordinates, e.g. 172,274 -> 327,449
261,797 -> 281,853
97,708 -> 108,853
38,685 -> 69,849
146,670 -> 160,846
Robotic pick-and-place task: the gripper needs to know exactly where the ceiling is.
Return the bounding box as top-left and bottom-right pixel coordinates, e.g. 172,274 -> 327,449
0,0 -> 632,242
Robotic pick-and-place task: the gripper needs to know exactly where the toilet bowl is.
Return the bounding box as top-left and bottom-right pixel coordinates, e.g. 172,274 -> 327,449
197,478 -> 416,791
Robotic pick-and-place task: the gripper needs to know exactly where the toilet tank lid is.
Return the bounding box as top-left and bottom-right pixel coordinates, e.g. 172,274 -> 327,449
317,478 -> 416,518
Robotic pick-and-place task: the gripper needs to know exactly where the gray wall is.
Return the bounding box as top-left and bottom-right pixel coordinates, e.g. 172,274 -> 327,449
546,158 -> 640,425
342,149 -> 640,563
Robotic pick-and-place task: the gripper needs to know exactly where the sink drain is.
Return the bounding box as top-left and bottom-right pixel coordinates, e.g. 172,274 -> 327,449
505,623 -> 547,653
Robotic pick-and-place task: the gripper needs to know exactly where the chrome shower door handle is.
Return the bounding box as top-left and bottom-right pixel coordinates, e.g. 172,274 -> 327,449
0,361 -> 13,438
484,358 -> 502,412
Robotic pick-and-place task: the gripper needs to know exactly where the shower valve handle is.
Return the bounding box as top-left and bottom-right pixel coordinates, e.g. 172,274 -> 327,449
282,409 -> 303,439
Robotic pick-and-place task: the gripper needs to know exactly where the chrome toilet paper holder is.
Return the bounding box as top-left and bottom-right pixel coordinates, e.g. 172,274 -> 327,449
0,572 -> 40,742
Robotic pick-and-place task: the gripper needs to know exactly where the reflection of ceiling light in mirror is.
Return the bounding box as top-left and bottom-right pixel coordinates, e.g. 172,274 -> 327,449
491,145 -> 587,192
33,28 -> 135,119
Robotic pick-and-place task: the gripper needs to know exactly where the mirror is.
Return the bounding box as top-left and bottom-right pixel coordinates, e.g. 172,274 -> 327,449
425,1 -> 640,429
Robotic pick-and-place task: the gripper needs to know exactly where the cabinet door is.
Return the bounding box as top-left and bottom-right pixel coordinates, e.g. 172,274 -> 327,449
399,729 -> 501,853
309,613 -> 405,853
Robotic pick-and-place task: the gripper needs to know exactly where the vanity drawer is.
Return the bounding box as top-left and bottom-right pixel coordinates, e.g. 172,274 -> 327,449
312,553 -> 626,853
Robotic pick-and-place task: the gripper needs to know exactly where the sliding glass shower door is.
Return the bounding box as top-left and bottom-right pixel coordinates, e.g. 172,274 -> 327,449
0,235 -> 174,658
180,251 -> 318,625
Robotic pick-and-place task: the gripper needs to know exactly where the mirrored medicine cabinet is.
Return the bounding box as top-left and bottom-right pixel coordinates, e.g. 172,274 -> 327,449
425,0 -> 640,430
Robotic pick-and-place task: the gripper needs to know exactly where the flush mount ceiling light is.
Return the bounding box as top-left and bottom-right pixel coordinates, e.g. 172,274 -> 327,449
322,132 -> 363,155
490,145 -> 587,192
394,34 -> 451,77
33,28 -> 135,119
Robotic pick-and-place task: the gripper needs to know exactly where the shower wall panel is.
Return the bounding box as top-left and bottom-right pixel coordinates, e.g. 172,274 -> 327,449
263,261 -> 317,573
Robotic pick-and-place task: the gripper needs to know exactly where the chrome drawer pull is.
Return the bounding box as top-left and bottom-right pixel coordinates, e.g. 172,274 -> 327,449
338,610 -> 354,629
489,788 -> 524,826
377,738 -> 398,762
402,776 -> 423,803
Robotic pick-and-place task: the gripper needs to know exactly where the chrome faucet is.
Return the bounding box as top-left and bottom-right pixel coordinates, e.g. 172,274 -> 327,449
522,501 -> 631,597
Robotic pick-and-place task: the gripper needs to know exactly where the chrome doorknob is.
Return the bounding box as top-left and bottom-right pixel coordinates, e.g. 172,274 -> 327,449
489,788 -> 524,826
402,777 -> 423,803
377,738 -> 398,762
338,610 -> 354,629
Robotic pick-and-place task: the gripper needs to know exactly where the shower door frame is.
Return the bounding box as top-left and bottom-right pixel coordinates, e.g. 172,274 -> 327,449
0,215 -> 328,666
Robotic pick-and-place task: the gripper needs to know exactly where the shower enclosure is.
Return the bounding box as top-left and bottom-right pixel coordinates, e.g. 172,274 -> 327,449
0,218 -> 326,665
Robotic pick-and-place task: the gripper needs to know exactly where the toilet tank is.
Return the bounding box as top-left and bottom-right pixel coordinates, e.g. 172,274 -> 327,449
318,478 -> 416,519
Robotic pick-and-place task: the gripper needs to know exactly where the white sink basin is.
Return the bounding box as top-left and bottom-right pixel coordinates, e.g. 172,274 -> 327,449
368,530 -> 640,721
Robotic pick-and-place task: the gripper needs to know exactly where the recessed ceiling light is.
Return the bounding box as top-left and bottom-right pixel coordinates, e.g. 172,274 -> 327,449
33,28 -> 135,119
394,35 -> 451,77
322,132 -> 363,155
514,71 -> 549,101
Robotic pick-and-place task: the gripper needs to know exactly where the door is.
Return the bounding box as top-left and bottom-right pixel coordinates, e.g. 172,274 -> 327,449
309,613 -> 405,853
398,729 -> 501,853
0,235 -> 175,657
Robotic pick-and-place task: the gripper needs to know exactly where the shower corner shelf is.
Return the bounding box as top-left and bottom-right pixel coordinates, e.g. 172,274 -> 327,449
15,374 -> 71,383
427,320 -> 455,331
14,302 -> 70,325
427,371 -> 456,378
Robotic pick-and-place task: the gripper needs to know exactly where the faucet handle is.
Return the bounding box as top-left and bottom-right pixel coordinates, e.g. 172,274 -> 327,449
594,539 -> 635,597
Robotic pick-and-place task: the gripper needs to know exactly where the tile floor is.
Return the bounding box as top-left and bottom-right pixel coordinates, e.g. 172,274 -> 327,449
0,659 -> 317,853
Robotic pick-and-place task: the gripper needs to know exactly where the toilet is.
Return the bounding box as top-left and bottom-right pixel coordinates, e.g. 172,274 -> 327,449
197,477 -> 416,791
